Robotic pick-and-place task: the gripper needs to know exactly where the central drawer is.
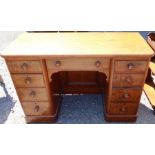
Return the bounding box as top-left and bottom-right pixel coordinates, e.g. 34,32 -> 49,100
46,58 -> 110,70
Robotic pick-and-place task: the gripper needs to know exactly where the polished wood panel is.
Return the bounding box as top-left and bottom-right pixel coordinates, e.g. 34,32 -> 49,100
46,58 -> 110,70
105,113 -> 137,122
114,60 -> 148,73
67,71 -> 97,83
63,84 -> 105,94
12,74 -> 45,87
49,71 -> 107,94
17,88 -> 48,101
112,73 -> 145,88
7,60 -> 42,73
25,115 -> 57,123
22,101 -> 52,116
1,32 -> 153,56
111,89 -> 142,102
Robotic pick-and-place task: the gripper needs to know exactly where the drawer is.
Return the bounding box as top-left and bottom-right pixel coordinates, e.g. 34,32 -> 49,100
7,60 -> 42,73
17,88 -> 48,101
46,58 -> 110,70
111,89 -> 142,102
12,74 -> 45,87
114,60 -> 148,73
109,102 -> 138,115
21,101 -> 52,116
112,74 -> 145,87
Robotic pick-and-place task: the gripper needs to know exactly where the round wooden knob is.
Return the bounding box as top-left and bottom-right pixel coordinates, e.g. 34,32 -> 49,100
127,63 -> 134,70
29,91 -> 36,97
95,61 -> 101,67
125,76 -> 133,83
55,61 -> 61,67
120,106 -> 126,112
21,63 -> 28,70
25,77 -> 32,84
123,93 -> 130,99
34,105 -> 40,112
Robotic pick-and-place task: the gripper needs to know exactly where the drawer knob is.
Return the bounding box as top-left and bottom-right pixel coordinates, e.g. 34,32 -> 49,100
29,91 -> 36,97
25,77 -> 32,84
55,61 -> 61,67
34,105 -> 40,112
125,76 -> 133,83
120,106 -> 126,112
21,63 -> 28,70
95,61 -> 101,67
123,93 -> 130,99
127,63 -> 134,70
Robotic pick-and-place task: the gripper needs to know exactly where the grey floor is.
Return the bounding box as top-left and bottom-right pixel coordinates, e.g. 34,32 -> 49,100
0,31 -> 155,124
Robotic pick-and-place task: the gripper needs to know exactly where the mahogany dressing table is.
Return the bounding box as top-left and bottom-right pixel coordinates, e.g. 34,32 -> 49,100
1,32 -> 154,123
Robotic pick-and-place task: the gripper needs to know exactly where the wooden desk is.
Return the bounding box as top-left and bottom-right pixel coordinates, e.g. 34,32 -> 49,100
1,32 -> 154,123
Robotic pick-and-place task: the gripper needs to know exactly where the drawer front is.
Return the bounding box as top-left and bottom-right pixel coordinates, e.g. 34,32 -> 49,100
111,89 -> 142,102
12,74 -> 45,87
17,88 -> 48,101
46,58 -> 110,70
112,74 -> 145,87
109,102 -> 138,115
114,60 -> 148,73
7,60 -> 42,73
22,101 -> 52,116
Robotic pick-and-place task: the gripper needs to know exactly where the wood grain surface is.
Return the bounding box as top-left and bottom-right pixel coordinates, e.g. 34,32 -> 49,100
1,32 -> 154,57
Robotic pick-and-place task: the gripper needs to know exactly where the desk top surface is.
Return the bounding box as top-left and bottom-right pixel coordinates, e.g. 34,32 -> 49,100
1,32 -> 154,57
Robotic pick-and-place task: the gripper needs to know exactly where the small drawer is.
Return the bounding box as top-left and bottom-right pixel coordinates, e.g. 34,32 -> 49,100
109,102 -> 138,115
12,74 -> 45,87
111,89 -> 142,102
21,101 -> 52,116
112,73 -> 145,87
7,60 -> 42,73
17,88 -> 48,101
46,58 -> 110,70
114,60 -> 148,73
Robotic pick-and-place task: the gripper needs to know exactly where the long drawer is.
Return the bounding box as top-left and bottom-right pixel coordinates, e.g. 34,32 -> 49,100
46,58 -> 110,70
7,60 -> 43,73
17,88 -> 48,101
12,74 -> 45,87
